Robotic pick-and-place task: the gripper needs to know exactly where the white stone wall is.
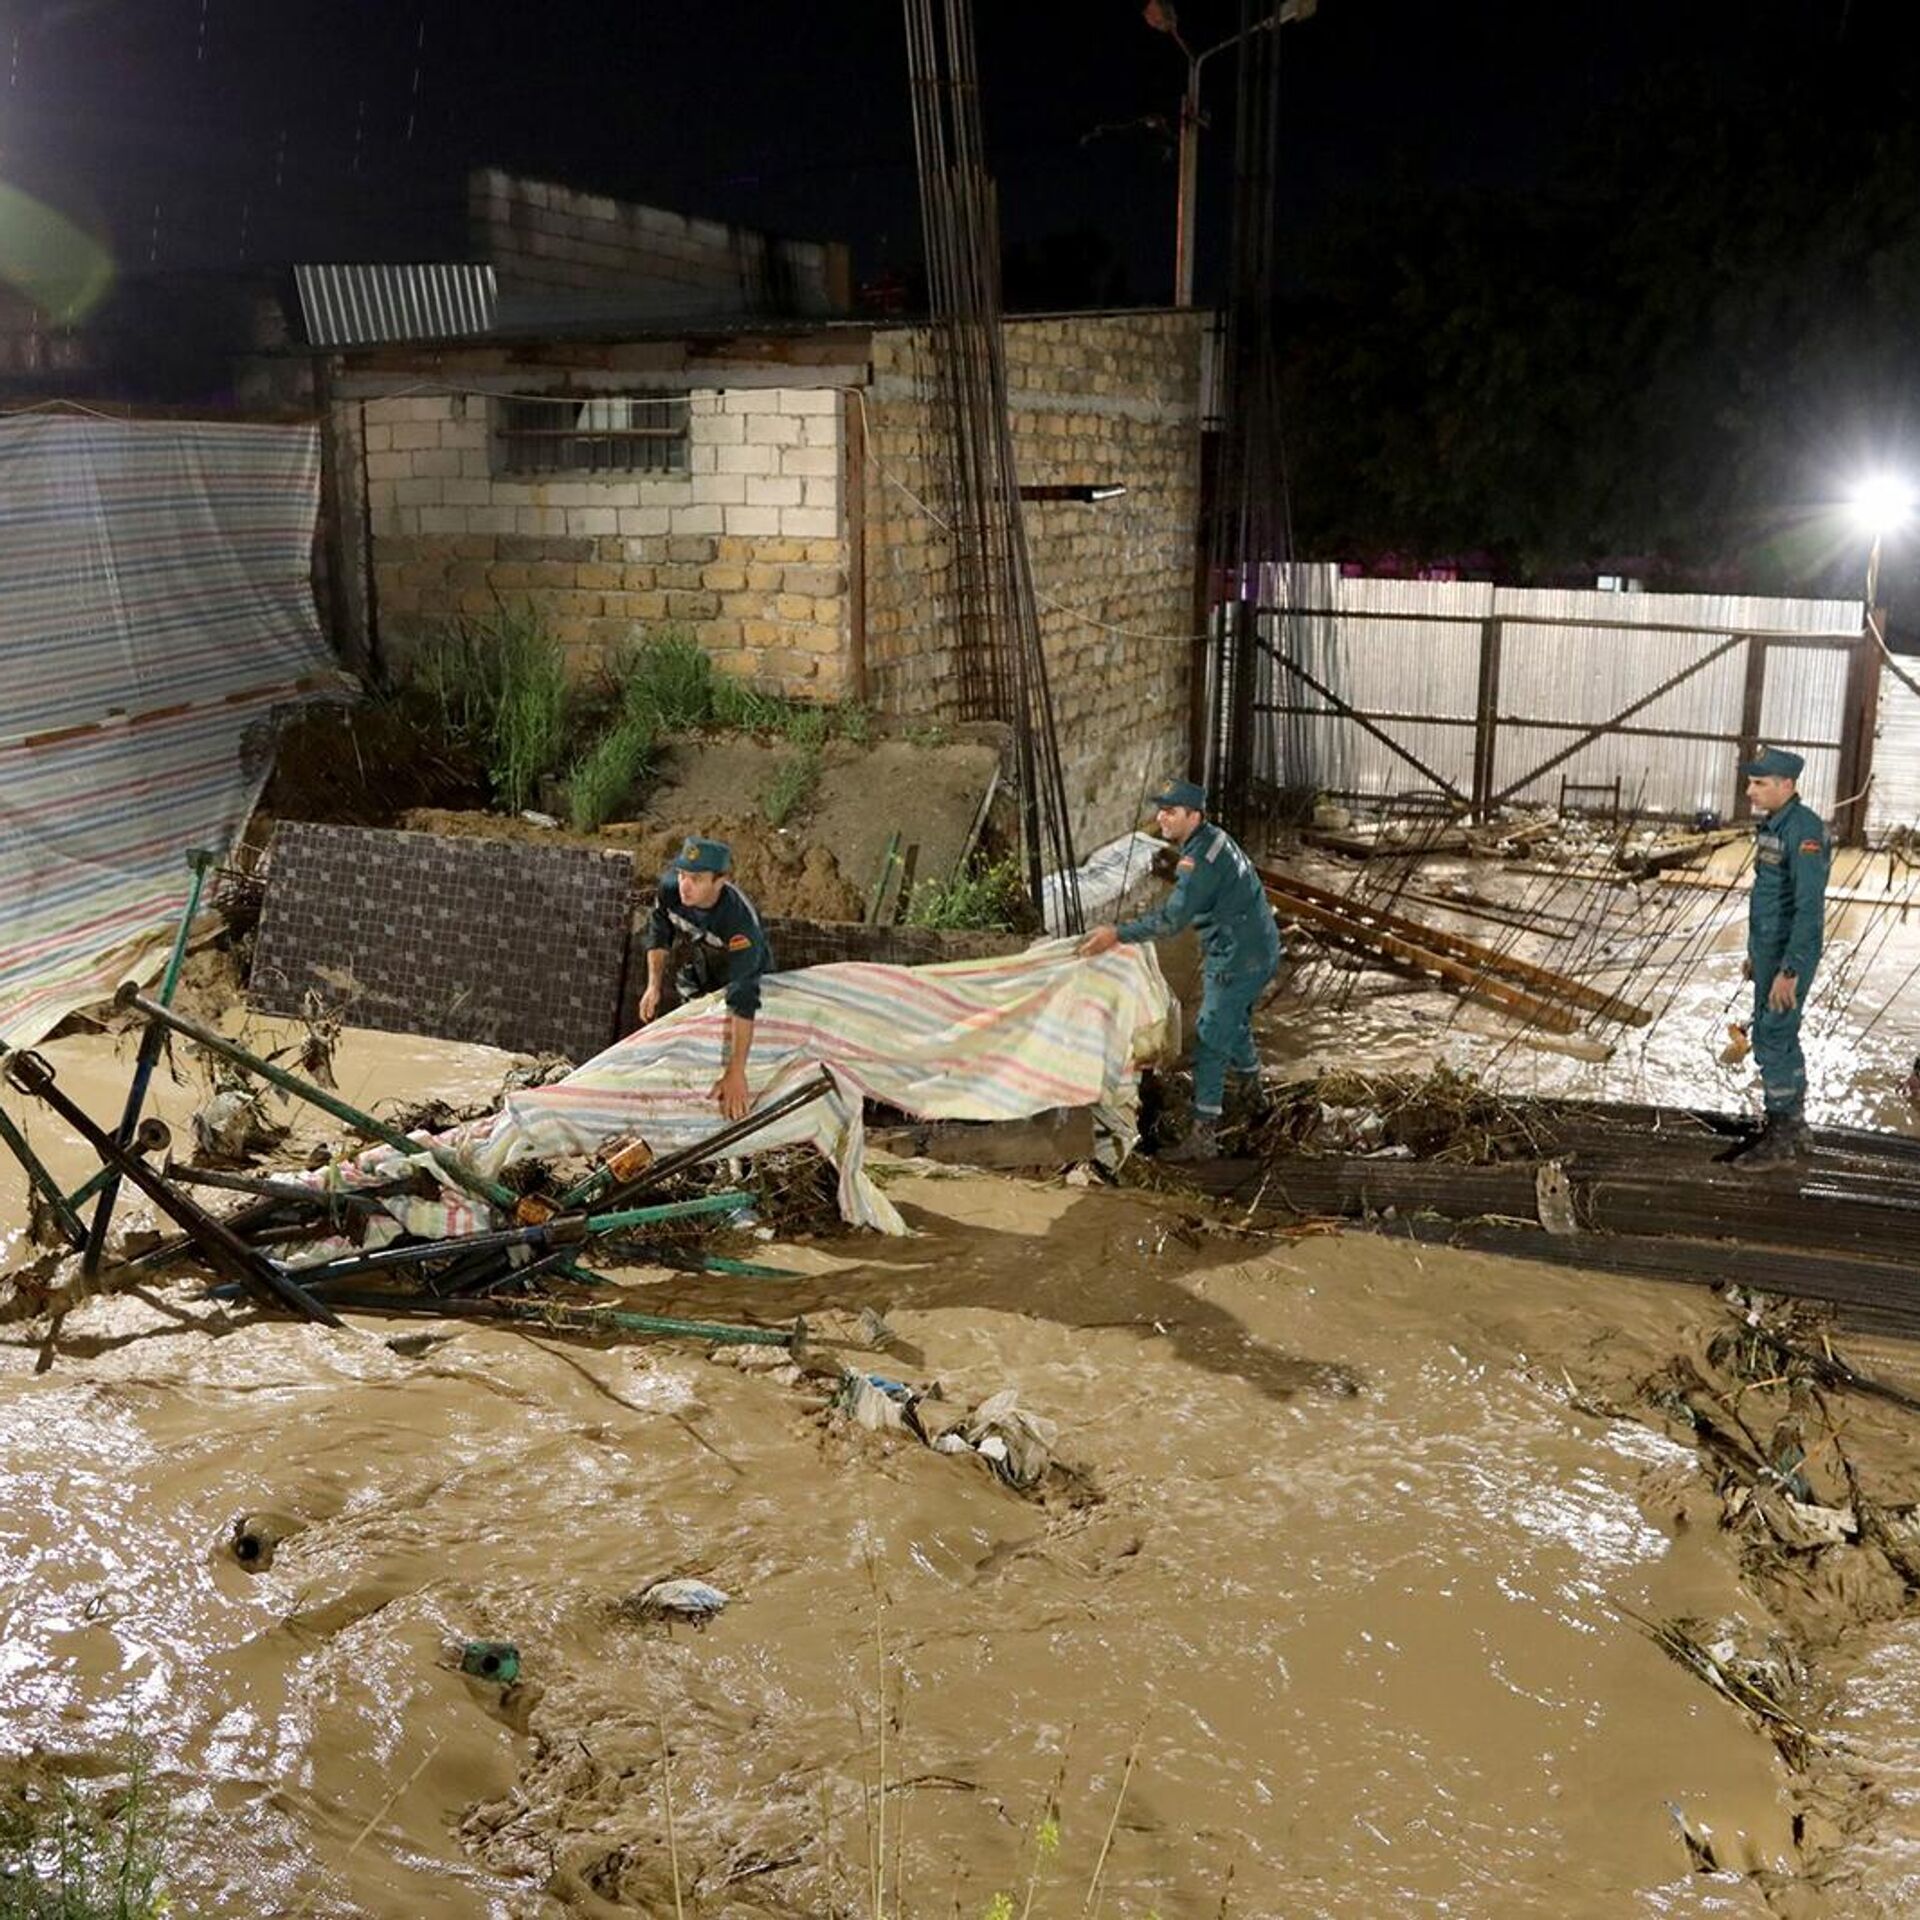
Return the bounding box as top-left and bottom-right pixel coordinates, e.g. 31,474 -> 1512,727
363,384 -> 852,689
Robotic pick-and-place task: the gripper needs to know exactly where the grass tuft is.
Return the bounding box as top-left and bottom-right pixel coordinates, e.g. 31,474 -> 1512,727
568,715 -> 655,831
0,1743 -> 173,1920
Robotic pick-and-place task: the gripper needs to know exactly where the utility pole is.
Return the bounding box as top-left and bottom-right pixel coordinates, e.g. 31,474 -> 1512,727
1147,0 -> 1320,307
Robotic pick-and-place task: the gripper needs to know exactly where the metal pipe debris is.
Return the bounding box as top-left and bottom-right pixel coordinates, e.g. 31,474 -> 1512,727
77,849 -> 217,1273
0,1046 -> 339,1327
116,985 -> 513,1211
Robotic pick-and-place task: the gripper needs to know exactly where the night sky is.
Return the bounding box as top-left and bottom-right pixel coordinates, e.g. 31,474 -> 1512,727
0,0 -> 1848,298
4,0 -> 1915,591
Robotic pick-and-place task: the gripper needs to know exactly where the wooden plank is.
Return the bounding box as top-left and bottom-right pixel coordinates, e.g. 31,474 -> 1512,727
1260,867 -> 1652,1026
1263,889 -> 1582,1032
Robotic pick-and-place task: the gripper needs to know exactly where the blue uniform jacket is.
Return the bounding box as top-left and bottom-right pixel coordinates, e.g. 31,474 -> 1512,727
1748,794 -> 1829,979
1118,820 -> 1281,978
643,873 -> 774,1018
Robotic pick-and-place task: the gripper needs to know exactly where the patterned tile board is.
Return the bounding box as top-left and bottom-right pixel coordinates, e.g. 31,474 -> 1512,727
251,824 -> 635,1062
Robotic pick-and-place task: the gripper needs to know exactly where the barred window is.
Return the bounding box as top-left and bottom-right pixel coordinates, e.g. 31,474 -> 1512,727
493,392 -> 690,476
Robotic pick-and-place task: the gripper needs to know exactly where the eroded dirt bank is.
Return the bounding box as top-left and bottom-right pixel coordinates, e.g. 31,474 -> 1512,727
4,1022 -> 1920,1914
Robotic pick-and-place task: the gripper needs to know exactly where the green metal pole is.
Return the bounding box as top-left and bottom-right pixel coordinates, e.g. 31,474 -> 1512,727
116,986 -> 517,1212
73,848 -> 218,1266
320,1288 -> 795,1347
0,1102 -> 87,1248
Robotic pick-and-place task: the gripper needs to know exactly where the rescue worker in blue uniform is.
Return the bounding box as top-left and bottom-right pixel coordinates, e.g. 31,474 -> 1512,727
1079,778 -> 1282,1160
1739,747 -> 1830,1167
636,836 -> 774,1119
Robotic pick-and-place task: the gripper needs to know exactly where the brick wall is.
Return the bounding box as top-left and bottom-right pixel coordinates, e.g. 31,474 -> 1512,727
361,383 -> 851,693
860,310 -> 1207,851
471,169 -> 850,316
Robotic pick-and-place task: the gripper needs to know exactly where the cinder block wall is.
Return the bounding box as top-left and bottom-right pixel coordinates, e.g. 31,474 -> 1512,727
861,311 -> 1206,851
471,169 -> 850,315
363,386 -> 851,694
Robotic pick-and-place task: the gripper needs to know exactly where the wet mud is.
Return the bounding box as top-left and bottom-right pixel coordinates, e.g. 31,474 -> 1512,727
3,1010 -> 1919,1913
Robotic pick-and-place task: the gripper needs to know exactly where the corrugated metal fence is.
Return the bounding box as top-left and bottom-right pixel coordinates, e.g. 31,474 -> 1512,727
1241,566 -> 1876,833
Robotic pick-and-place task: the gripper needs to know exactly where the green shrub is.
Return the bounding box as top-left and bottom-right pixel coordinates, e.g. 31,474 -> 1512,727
903,854 -> 1030,930
568,715 -> 655,831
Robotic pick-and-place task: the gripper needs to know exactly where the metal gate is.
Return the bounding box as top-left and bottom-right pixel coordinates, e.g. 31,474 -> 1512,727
1238,567 -> 1877,837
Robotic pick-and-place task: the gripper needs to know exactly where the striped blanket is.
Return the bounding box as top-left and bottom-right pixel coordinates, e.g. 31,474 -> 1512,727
329,939 -> 1175,1236
0,415 -> 337,1047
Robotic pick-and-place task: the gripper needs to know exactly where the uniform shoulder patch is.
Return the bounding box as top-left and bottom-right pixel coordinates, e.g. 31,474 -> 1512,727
1176,857 -> 1196,871
1799,839 -> 1823,854
727,933 -> 753,950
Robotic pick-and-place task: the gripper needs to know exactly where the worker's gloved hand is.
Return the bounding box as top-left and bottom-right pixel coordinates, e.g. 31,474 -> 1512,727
712,1063 -> 751,1120
638,984 -> 662,1023
1768,971 -> 1800,1013
1079,924 -> 1121,958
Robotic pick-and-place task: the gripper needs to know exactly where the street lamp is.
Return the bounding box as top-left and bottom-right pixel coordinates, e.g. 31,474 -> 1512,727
1144,0 -> 1320,308
1847,473 -> 1914,617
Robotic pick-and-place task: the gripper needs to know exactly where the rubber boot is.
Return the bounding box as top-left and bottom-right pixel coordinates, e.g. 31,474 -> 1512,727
1160,1116 -> 1221,1163
1737,1114 -> 1808,1170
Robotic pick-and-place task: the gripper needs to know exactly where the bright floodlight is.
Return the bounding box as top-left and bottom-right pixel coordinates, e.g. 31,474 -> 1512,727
1849,474 -> 1916,535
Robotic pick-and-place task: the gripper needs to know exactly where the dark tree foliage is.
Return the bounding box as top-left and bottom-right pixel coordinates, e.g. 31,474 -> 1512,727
1281,2 -> 1920,600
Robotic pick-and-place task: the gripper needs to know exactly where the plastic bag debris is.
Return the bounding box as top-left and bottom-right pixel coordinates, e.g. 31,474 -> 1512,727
630,1578 -> 731,1622
963,1389 -> 1059,1490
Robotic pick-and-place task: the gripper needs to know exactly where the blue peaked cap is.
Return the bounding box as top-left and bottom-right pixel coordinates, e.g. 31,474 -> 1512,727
1149,777 -> 1207,811
1741,747 -> 1804,780
672,836 -> 733,874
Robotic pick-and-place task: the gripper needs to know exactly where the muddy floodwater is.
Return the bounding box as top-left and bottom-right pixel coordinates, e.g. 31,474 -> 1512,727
6,1021 -> 1920,1914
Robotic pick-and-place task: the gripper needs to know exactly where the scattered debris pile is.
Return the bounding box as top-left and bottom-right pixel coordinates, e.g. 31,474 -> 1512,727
1178,1072 -> 1920,1340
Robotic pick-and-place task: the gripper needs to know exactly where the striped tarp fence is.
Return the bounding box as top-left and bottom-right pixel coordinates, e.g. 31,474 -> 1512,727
0,412 -> 339,1047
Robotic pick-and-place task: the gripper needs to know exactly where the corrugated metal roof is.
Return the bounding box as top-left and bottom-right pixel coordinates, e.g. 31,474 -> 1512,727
294,263 -> 498,346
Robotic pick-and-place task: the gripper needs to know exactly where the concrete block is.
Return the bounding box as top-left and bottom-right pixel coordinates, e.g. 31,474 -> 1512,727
745,413 -> 803,447
780,507 -> 839,540
567,507 -> 620,537
723,505 -> 782,537
781,445 -> 838,478
390,421 -> 441,452
411,448 -> 462,479
418,507 -> 468,535
801,479 -> 839,510
746,475 -> 803,508
699,410 -> 746,445
618,506 -> 673,537
365,451 -> 410,483
714,442 -> 777,477
671,504 -> 724,535
395,478 -> 443,508
690,473 -> 747,507
778,388 -> 841,415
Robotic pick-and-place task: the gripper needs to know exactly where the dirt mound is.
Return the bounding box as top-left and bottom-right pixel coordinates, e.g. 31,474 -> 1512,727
395,807 -> 866,920
259,698 -> 488,830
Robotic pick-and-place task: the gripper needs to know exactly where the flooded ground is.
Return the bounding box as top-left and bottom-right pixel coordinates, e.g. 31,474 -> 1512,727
5,1016 -> 1920,1914
1257,841 -> 1920,1136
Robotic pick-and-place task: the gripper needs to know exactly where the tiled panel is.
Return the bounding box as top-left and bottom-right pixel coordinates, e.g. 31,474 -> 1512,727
251,823 -> 634,1062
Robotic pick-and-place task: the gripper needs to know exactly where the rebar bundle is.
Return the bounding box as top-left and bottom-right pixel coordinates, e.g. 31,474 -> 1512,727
902,0 -> 1081,929
1202,0 -> 1298,836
